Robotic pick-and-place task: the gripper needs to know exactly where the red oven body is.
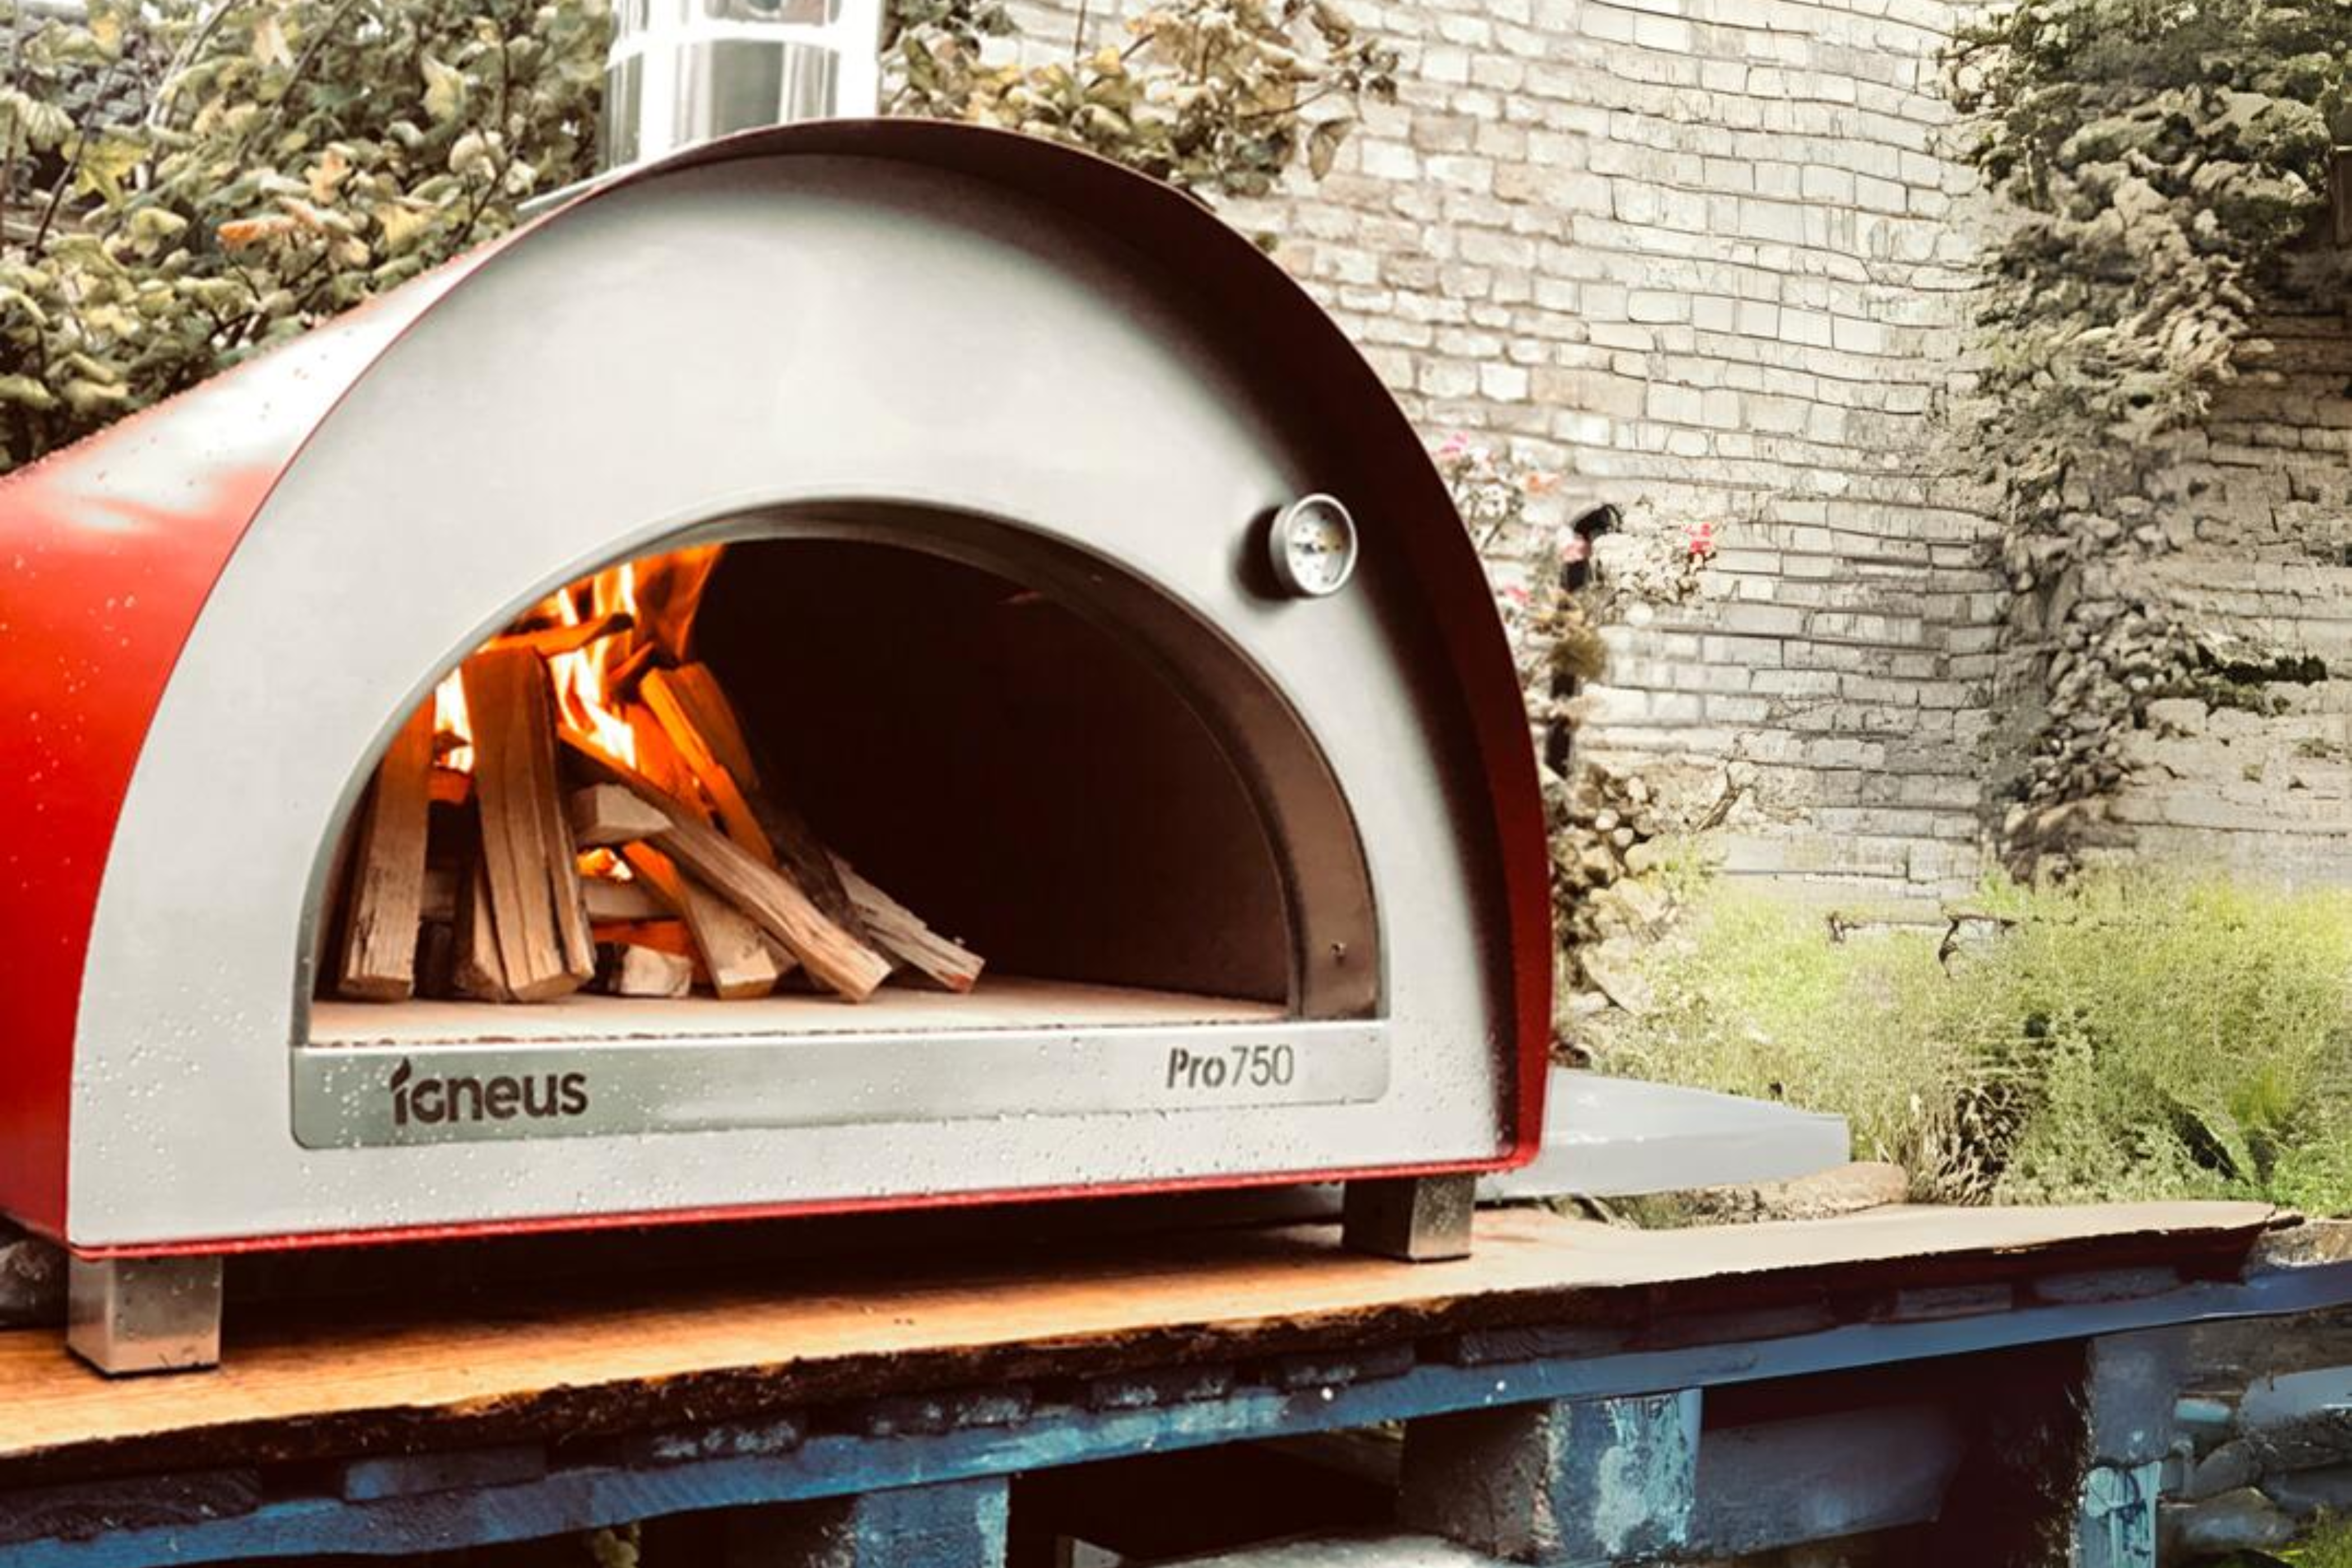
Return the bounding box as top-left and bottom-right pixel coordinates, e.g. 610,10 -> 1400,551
0,122 -> 1550,1261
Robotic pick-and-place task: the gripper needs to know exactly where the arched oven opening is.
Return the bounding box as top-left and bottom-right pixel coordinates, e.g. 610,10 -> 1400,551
304,512 -> 1378,1055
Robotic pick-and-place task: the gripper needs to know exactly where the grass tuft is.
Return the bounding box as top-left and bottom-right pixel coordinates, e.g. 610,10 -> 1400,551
1593,872 -> 2352,1213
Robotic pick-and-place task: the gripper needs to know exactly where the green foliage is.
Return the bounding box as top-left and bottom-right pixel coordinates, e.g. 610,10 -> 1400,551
1949,0 -> 2352,870
0,0 -> 610,472
884,0 -> 1398,204
1954,0 -> 2352,483
1600,889 -> 1971,1179
1597,872 -> 2352,1212
2217,1513 -> 2352,1567
2301,1515 -> 2352,1568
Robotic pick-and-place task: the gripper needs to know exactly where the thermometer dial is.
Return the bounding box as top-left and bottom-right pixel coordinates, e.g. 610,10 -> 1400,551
1268,494 -> 1359,598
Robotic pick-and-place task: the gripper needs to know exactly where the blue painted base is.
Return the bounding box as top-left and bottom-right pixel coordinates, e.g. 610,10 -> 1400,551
725,1477 -> 1008,1568
2,1259 -> 2344,1568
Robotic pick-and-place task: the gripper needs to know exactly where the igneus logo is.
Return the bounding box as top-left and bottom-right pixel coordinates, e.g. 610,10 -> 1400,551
386,1058 -> 590,1128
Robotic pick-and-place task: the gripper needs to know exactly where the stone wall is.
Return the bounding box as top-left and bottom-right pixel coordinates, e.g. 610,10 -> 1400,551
2171,1256 -> 2352,1558
2103,306 -> 2352,886
1004,0 -> 2352,900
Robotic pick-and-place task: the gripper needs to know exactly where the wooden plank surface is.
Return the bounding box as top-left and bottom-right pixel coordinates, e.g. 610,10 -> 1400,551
0,1203 -> 2271,1485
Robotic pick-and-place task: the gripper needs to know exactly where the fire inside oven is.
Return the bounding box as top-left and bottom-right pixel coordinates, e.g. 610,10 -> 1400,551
298,516 -> 1384,1147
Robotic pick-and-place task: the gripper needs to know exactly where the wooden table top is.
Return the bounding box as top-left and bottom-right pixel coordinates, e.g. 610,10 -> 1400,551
0,1201 -> 2276,1483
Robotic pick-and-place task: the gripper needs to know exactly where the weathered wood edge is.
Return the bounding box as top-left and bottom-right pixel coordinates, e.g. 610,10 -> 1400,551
0,1209 -> 2290,1487
5,1255 -> 2349,1568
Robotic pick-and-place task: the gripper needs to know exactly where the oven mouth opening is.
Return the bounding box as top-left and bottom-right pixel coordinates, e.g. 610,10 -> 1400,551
300,507 -> 1380,1065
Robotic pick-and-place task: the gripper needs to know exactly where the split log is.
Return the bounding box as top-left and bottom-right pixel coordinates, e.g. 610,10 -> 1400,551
590,920 -> 713,988
568,736 -> 890,1001
485,611 -> 633,660
453,856 -> 514,1003
621,707 -> 706,810
618,843 -> 785,1001
599,944 -> 695,1000
609,642 -> 663,701
640,667 -> 776,860
834,857 -> 986,993
425,859 -> 666,925
464,648 -> 596,1001
640,664 -> 865,936
568,785 -> 672,848
584,878 -> 668,923
336,702 -> 437,1001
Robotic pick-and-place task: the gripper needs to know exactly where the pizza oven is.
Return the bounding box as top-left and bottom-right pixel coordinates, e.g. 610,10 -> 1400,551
0,122 -> 1549,1372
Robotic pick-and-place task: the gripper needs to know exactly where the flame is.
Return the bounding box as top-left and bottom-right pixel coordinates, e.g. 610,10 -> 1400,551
577,846 -> 633,881
429,546 -> 722,780
433,668 -> 474,774
547,561 -> 639,770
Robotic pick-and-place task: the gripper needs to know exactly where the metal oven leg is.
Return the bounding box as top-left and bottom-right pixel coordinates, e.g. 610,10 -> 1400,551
1341,1173 -> 1475,1262
66,1254 -> 224,1375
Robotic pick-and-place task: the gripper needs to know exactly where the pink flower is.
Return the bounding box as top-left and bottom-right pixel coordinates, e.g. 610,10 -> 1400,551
1502,585 -> 1530,606
1438,433 -> 1472,459
1687,520 -> 1717,559
1557,531 -> 1590,564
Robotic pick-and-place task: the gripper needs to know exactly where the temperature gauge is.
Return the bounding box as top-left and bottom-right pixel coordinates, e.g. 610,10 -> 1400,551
1268,494 -> 1360,598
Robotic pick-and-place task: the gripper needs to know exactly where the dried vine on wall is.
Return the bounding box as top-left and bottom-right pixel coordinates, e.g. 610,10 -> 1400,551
1950,0 -> 2352,874
1438,435 -> 1733,1029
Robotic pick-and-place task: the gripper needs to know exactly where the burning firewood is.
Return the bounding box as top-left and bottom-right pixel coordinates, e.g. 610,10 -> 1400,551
640,667 -> 776,860
484,611 -> 634,661
567,784 -> 671,848
422,864 -> 665,925
322,547 -> 987,1010
335,701 -> 437,1001
566,735 -> 890,1001
464,648 -> 597,1001
599,943 -> 695,1000
617,842 -> 787,1001
453,856 -> 514,1003
638,664 -> 867,937
833,857 -> 985,994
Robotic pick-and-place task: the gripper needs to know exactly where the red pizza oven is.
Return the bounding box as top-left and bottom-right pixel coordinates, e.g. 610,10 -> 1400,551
0,122 -> 1549,1372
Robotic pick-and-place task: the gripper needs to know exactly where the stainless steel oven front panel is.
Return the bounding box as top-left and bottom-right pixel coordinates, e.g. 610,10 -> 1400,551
71,147 -> 1518,1248
292,1023 -> 1389,1147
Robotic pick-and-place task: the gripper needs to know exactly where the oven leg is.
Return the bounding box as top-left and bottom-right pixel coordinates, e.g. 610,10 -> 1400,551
66,1254 -> 224,1375
1341,1173 -> 1476,1262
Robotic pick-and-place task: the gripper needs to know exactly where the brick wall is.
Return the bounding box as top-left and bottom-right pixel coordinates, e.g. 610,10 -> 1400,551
2104,307 -> 2352,885
1004,0 -> 2350,900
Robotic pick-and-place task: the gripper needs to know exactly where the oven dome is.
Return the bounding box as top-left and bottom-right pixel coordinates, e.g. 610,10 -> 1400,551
0,121 -> 1546,1250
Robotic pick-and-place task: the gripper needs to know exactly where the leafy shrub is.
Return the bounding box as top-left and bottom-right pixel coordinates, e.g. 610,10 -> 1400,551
884,0 -> 1398,204
2216,1513 -> 2352,1567
0,0 -> 612,472
1593,874 -> 2352,1212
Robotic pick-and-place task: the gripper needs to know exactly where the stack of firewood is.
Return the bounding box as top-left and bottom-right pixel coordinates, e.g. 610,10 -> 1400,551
324,560 -> 982,1005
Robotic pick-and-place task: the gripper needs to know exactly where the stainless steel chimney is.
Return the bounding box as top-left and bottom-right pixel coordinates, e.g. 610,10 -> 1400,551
600,0 -> 884,171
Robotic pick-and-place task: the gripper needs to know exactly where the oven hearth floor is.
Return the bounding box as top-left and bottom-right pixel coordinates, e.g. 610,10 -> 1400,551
308,975 -> 1286,1047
